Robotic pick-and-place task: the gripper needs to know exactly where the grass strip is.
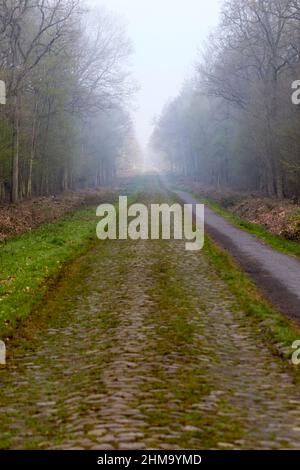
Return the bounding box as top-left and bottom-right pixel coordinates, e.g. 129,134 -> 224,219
0,206 -> 100,338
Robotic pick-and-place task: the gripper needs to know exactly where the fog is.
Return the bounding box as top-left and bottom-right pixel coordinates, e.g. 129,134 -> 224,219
91,0 -> 221,148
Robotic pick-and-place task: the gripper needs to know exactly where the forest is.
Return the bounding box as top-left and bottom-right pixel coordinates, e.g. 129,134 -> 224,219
151,0 -> 300,199
0,0 -> 140,204
2,0 -> 300,455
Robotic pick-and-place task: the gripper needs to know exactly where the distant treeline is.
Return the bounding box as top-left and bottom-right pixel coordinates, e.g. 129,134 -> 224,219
151,0 -> 300,199
0,0 -> 140,203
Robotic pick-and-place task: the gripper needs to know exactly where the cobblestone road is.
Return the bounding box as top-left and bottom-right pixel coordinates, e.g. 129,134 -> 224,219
1,221 -> 300,449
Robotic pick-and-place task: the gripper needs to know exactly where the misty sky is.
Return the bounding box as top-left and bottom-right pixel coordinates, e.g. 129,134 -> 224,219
92,0 -> 221,148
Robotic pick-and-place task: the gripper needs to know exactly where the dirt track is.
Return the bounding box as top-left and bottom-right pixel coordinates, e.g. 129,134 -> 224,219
174,190 -> 300,325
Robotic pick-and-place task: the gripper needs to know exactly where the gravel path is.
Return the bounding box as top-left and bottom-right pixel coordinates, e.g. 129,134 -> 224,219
1,226 -> 300,449
174,190 -> 300,324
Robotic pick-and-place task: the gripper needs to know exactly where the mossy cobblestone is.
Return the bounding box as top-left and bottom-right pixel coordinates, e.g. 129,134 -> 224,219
1,222 -> 300,449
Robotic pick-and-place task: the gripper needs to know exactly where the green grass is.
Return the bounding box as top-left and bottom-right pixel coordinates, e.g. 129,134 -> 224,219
0,207 -> 99,338
195,194 -> 300,259
203,234 -> 300,360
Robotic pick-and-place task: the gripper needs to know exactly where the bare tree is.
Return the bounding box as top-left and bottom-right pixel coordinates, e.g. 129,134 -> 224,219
68,9 -> 135,116
0,0 -> 80,202
199,0 -> 300,197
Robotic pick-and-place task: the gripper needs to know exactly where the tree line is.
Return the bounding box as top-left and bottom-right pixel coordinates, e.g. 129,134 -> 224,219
0,0 -> 138,203
151,0 -> 300,199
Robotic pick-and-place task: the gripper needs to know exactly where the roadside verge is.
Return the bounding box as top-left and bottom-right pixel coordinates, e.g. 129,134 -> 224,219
0,205 -> 100,339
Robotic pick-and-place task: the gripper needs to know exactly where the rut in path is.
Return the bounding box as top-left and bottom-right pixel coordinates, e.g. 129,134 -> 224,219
1,234 -> 300,449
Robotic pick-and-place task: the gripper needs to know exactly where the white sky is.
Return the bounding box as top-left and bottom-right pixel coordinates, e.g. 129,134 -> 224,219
90,0 -> 222,148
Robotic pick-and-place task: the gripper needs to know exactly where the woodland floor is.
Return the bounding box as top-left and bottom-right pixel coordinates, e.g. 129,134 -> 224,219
1,185 -> 300,449
189,181 -> 300,242
0,189 -> 117,242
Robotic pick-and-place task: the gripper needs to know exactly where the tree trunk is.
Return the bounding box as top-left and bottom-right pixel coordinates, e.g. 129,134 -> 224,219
11,94 -> 20,203
62,167 -> 69,191
27,97 -> 39,198
275,163 -> 284,199
265,158 -> 276,198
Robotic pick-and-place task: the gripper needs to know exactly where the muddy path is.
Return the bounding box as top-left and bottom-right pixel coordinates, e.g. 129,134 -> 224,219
174,189 -> 300,325
1,190 -> 300,449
